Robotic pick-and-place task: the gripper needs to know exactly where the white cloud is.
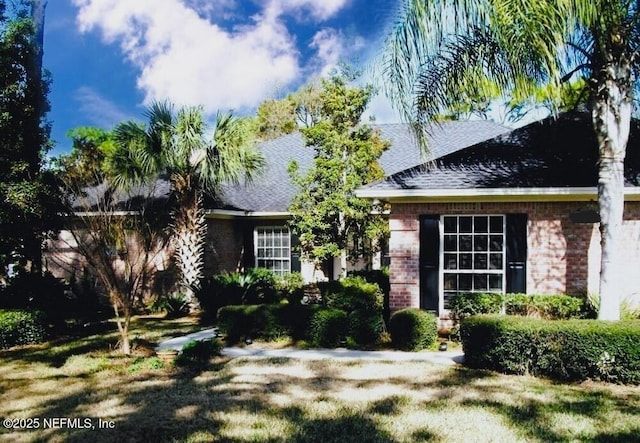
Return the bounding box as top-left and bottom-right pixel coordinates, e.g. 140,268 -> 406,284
72,0 -> 301,115
71,0 -> 363,116
270,0 -> 349,21
73,86 -> 136,128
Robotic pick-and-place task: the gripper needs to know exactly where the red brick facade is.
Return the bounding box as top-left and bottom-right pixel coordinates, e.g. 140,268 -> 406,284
388,200 -> 640,313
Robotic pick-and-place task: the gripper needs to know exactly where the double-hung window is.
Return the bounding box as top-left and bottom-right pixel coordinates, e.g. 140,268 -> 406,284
255,226 -> 291,276
442,215 -> 505,308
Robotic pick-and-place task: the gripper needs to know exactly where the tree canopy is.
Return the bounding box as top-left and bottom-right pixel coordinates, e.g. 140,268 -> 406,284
0,0 -> 59,277
288,74 -> 390,275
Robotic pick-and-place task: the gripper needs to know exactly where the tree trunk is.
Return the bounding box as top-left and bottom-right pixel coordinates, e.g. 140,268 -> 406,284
112,297 -> 131,355
173,188 -> 205,312
591,51 -> 632,321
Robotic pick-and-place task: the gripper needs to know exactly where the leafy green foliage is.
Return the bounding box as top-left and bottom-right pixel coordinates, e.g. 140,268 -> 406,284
449,293 -> 588,321
175,339 -> 222,367
461,316 -> 640,384
287,73 -> 390,268
196,268 -> 282,317
389,308 -> 438,351
504,294 -> 586,319
216,303 -> 295,343
448,293 -> 503,320
0,0 -> 61,274
308,308 -> 348,348
0,309 -> 46,349
150,293 -> 190,318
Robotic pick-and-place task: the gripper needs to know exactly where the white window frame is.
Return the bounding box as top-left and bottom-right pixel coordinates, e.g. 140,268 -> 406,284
439,214 -> 506,313
254,226 -> 291,276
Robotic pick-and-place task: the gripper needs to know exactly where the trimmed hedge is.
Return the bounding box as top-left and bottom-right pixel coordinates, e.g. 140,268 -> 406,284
449,293 -> 588,320
389,308 -> 438,351
0,309 -> 47,349
317,276 -> 385,345
461,315 -> 640,384
308,308 -> 348,347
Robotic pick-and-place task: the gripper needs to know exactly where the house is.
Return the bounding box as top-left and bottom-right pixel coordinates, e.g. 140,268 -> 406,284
203,121 -> 509,281
45,121 -> 508,291
356,112 -> 640,316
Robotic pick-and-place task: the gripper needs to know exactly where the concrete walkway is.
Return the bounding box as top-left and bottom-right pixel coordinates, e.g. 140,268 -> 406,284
156,327 -> 464,366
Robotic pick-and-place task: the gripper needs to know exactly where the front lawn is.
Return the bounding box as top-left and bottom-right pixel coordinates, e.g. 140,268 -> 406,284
0,316 -> 638,442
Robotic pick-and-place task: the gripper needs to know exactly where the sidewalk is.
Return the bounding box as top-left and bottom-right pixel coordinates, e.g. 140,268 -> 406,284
156,327 -> 464,366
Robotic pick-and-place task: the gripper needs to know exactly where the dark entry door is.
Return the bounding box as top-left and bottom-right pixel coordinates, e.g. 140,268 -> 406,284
419,215 -> 440,312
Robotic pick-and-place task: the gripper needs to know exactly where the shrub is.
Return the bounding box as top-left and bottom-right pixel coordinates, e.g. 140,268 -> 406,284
216,303 -> 296,343
448,292 -> 503,320
0,272 -> 71,328
348,269 -> 390,323
317,276 -> 384,345
461,315 -> 640,384
388,308 -> 437,351
308,308 -> 348,347
504,294 -> 585,319
196,268 -> 281,316
175,339 -> 222,366
150,293 -> 190,318
276,272 -> 305,304
0,309 -> 47,349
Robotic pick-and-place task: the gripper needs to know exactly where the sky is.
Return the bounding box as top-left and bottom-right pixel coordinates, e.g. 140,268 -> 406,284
42,0 -> 402,156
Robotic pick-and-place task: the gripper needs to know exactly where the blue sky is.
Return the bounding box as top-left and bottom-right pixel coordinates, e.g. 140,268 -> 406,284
42,0 -> 401,156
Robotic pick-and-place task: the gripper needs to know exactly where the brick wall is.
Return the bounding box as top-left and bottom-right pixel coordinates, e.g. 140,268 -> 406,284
389,201 -> 640,312
204,218 -> 245,275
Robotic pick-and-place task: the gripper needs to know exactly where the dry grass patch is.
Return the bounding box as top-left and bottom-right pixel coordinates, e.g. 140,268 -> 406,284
1,317 -> 639,442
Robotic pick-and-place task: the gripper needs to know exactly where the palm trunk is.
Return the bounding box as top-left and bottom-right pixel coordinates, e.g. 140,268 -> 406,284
591,48 -> 632,321
173,188 -> 206,312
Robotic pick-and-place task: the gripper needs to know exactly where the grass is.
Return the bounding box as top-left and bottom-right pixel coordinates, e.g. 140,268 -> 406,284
0,316 -> 639,442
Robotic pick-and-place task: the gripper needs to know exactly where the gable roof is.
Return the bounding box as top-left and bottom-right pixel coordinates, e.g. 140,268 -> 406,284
218,121 -> 509,213
357,112 -> 640,202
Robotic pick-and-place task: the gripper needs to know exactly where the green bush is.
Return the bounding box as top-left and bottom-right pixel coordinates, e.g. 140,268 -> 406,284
348,269 -> 390,323
175,339 -> 222,366
217,303 -> 307,343
315,276 -> 384,345
388,308 -> 437,351
448,292 -> 503,319
461,315 -> 640,384
196,268 -> 282,316
150,293 -> 190,318
308,308 -> 348,347
0,309 -> 47,349
504,294 -> 585,319
276,272 -> 305,304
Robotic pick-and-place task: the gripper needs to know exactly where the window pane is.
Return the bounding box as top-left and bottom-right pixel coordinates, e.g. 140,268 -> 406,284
473,274 -> 488,291
474,235 -> 488,251
283,248 -> 290,257
265,236 -> 273,247
274,237 -> 281,247
490,235 -> 503,251
257,248 -> 265,258
474,254 -> 488,270
474,216 -> 488,233
490,216 -> 504,233
490,253 -> 503,270
460,253 -> 472,269
459,235 -> 472,251
459,274 -> 472,291
444,253 -> 457,270
444,217 -> 457,233
257,237 -> 265,247
282,236 -> 290,247
489,274 -> 502,291
459,217 -> 472,233
444,274 -> 457,290
444,235 -> 457,251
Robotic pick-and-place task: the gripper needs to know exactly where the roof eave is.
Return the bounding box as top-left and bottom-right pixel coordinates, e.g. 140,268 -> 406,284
355,186 -> 640,203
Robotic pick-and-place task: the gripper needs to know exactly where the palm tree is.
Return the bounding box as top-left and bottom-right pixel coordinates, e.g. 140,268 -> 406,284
382,0 -> 640,321
111,102 -> 264,310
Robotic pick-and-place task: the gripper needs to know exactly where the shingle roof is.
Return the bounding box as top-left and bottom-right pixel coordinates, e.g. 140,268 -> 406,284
73,120 -> 510,212
361,112 -> 640,193
218,121 -> 509,212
